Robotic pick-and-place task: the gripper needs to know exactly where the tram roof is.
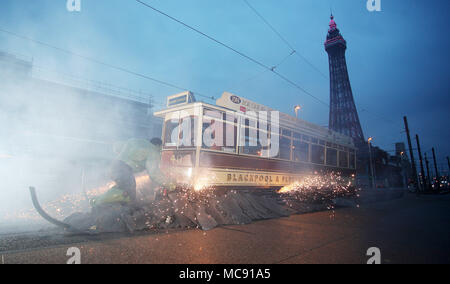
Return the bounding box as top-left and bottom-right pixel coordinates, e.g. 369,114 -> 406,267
154,92 -> 355,148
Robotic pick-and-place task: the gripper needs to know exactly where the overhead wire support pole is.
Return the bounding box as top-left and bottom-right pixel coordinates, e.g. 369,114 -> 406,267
432,148 -> 440,179
447,157 -> 450,174
368,139 -> 376,189
416,134 -> 426,192
403,116 -> 419,191
432,148 -> 440,189
425,153 -> 431,191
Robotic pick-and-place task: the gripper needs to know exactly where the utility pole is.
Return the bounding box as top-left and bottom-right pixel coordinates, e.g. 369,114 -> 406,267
425,153 -> 431,191
416,134 -> 426,191
447,156 -> 450,174
368,137 -> 376,189
432,148 -> 440,190
404,117 -> 418,190
432,148 -> 440,179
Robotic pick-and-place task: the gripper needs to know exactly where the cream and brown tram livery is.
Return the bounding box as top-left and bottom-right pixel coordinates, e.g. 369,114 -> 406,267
154,91 -> 356,190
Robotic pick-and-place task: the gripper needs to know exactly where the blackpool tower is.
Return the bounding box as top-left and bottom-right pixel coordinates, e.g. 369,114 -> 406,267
325,15 -> 365,144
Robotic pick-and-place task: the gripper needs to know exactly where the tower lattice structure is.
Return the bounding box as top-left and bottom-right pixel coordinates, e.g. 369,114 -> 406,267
325,15 -> 365,144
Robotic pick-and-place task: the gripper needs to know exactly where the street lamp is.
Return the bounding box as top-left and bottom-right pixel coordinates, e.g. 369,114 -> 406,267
294,105 -> 301,118
368,137 -> 376,189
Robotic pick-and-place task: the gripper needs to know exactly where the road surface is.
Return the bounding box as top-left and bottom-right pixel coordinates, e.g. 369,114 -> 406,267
1,192 -> 449,264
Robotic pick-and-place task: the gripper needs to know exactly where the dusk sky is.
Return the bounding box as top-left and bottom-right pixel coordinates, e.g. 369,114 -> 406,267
1,0 -> 449,171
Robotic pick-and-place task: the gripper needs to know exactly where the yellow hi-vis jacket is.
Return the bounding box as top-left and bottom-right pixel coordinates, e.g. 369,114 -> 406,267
90,186 -> 130,207
92,139 -> 168,207
115,138 -> 167,186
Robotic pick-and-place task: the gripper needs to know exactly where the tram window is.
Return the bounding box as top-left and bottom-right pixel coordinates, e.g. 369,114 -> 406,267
281,129 -> 292,137
239,127 -> 263,157
244,118 -> 256,127
203,108 -> 222,119
278,136 -> 292,160
349,153 -> 356,169
240,143 -> 263,156
223,122 -> 237,153
311,145 -> 325,164
202,119 -> 222,150
203,109 -> 225,150
339,151 -> 349,168
203,109 -> 238,152
179,116 -> 197,149
293,140 -> 309,162
293,132 -> 302,140
164,120 -> 179,147
224,112 -> 238,124
257,120 -> 270,135
223,112 -> 238,152
326,148 -> 338,166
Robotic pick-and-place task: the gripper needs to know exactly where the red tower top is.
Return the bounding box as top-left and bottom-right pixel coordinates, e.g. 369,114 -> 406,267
329,14 -> 337,30
325,14 -> 347,53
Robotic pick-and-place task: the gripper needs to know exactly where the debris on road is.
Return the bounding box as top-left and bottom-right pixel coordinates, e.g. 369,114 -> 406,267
29,174 -> 361,234
61,188 -> 297,233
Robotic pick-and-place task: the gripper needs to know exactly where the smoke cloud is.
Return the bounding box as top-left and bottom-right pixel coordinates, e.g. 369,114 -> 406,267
0,52 -> 157,233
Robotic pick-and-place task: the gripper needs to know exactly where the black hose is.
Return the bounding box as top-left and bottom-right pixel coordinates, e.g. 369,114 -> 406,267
29,187 -> 72,230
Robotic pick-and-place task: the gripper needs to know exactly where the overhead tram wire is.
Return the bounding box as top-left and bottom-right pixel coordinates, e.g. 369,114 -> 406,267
228,50 -> 296,94
135,0 -> 330,108
242,0 -> 328,80
0,27 -> 216,102
242,1 -> 401,128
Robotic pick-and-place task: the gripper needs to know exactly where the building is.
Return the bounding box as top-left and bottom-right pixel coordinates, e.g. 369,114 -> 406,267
395,143 -> 407,157
0,51 -> 164,195
0,51 -> 162,160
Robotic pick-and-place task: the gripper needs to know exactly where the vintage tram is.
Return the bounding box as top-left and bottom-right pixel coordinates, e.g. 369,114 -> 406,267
154,91 -> 356,190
